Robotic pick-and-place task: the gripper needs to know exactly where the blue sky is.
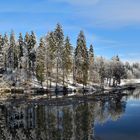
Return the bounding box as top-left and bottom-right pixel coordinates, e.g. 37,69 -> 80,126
0,0 -> 140,62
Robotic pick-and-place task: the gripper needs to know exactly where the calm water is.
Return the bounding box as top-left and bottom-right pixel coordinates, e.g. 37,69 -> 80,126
0,87 -> 140,140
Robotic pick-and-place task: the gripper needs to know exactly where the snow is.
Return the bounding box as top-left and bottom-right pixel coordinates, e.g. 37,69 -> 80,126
120,79 -> 140,85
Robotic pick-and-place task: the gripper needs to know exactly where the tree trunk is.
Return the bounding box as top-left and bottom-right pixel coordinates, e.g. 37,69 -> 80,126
115,80 -> 117,86
113,78 -> 115,87
118,78 -> 121,85
46,66 -> 49,89
41,81 -> 43,88
56,57 -> 58,90
109,78 -> 111,87
49,69 -> 52,88
50,77 -> 52,88
73,58 -> 75,85
63,65 -> 65,87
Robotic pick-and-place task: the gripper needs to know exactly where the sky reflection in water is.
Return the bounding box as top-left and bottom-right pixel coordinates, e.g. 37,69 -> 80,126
0,88 -> 140,140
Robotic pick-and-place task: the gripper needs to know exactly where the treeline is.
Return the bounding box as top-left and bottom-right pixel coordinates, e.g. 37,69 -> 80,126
125,62 -> 140,79
0,24 -> 127,88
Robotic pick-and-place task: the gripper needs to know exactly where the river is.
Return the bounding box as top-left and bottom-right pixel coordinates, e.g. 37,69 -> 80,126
0,85 -> 140,140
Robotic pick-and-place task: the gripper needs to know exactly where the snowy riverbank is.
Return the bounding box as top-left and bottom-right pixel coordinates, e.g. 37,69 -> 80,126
120,79 -> 140,85
0,79 -> 139,102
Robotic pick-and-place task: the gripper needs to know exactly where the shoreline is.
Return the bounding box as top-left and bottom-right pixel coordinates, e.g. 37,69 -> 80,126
0,88 -> 129,106
0,81 -> 139,104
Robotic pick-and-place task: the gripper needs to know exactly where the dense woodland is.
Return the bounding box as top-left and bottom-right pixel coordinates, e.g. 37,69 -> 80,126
0,24 -> 139,89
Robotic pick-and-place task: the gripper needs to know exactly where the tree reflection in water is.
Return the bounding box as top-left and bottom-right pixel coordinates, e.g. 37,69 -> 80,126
1,89 -> 138,140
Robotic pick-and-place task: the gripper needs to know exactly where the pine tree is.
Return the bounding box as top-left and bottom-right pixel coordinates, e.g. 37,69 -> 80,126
24,32 -> 30,48
46,32 -> 56,88
0,34 -> 4,51
62,36 -> 73,86
3,33 -> 9,71
74,31 -> 89,87
24,32 -> 30,81
54,23 -> 64,89
89,44 -> 94,83
82,48 -> 89,87
36,38 -> 45,87
75,32 -> 83,83
3,33 -> 9,46
24,31 -> 36,79
28,31 -> 36,53
18,33 -> 24,69
28,31 -> 36,73
45,34 -> 49,88
8,31 -> 18,70
0,34 -> 4,70
18,33 -> 24,58
98,57 -> 105,88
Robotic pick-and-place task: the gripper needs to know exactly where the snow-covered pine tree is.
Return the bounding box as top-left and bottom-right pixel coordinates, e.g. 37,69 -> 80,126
74,31 -> 89,87
28,31 -> 36,74
82,43 -> 89,87
24,31 -> 36,80
24,32 -> 30,81
3,33 -> 9,46
24,32 -> 30,49
46,32 -> 56,88
28,31 -> 36,53
0,34 -> 4,70
0,34 -> 3,51
98,57 -> 105,88
44,33 -> 50,88
54,23 -> 64,89
89,44 -> 94,83
62,36 -> 73,86
18,33 -> 24,58
36,38 -> 45,87
18,33 -> 24,68
8,31 -> 18,71
3,33 -> 9,71
75,32 -> 83,83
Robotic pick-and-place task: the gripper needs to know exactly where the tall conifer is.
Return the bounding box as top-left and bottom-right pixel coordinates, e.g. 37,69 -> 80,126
74,31 -> 89,87
36,38 -> 45,87
54,23 -> 64,89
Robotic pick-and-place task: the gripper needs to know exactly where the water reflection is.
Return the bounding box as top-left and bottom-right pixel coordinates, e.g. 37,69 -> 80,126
0,87 -> 139,140
0,88 -> 140,140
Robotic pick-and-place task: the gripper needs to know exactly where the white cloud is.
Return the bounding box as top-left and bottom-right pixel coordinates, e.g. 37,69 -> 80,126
1,0 -> 140,28
53,0 -> 100,6
95,1 -> 140,27
121,53 -> 140,63
66,0 -> 140,28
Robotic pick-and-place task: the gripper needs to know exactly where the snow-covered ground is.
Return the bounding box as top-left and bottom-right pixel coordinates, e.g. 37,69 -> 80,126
1,70 -> 140,94
120,79 -> 140,85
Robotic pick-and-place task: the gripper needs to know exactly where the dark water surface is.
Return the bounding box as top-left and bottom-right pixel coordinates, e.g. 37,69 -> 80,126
0,87 -> 140,140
